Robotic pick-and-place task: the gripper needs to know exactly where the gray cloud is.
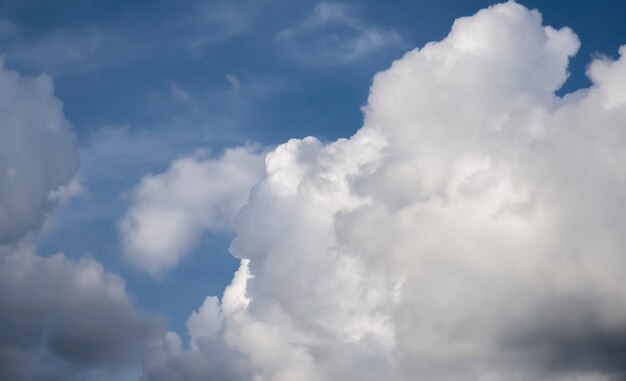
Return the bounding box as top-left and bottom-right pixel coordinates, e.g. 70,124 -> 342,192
499,294 -> 626,380
0,245 -> 162,381
0,46 -> 159,380
0,58 -> 78,244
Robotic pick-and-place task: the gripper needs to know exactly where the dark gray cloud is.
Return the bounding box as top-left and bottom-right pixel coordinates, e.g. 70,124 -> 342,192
0,245 -> 162,381
499,294 -> 626,380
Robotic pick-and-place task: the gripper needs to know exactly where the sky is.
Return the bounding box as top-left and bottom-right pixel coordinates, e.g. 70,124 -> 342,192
1,1 -> 626,380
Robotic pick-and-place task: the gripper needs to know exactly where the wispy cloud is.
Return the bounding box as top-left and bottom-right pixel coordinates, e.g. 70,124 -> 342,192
3,26 -> 136,76
1,1 -> 258,76
226,74 -> 241,91
185,0 -> 255,49
276,2 -> 405,66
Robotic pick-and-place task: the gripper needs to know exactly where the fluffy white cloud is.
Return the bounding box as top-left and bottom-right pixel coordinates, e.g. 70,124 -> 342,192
0,58 -> 78,244
120,146 -> 266,275
186,258 -> 251,350
277,2 -> 404,66
143,2 -> 626,380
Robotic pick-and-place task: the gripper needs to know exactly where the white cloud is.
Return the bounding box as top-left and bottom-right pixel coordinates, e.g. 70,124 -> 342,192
186,0 -> 255,49
186,258 -> 251,351
120,146 -> 267,276
48,177 -> 85,201
277,2 -> 404,66
0,57 -> 78,244
144,2 -> 626,380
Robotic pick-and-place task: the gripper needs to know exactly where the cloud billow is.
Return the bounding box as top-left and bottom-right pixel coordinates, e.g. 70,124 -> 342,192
0,245 -> 162,381
143,2 -> 626,381
120,146 -> 267,276
0,51 -> 161,380
0,58 -> 78,244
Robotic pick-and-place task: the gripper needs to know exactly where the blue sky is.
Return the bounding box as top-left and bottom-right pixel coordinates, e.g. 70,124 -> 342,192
2,1 -> 626,380
4,0 -> 624,342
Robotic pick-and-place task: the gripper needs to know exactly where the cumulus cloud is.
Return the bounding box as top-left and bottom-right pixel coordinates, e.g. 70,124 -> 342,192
0,52 -> 159,380
0,245 -> 161,381
0,58 -> 78,244
277,2 -> 404,66
143,2 -> 626,380
120,146 -> 266,276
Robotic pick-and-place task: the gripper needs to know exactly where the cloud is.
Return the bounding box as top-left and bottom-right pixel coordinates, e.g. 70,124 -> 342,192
0,51 -> 159,381
120,146 -> 267,276
0,57 -> 78,244
142,2 -> 626,380
186,258 -> 252,350
48,177 -> 85,202
171,81 -> 193,103
186,0 -> 255,49
1,1 -> 258,76
226,74 -> 241,91
2,27 -> 136,76
277,2 -> 404,66
0,245 -> 161,381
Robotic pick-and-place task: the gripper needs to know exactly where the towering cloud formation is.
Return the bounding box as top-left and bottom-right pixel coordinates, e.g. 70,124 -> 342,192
143,2 -> 626,380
